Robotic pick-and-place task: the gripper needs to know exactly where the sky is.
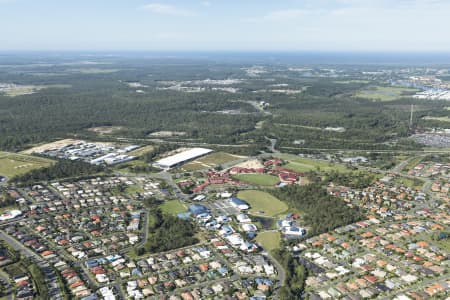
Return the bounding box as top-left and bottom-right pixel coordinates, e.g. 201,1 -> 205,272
0,0 -> 449,52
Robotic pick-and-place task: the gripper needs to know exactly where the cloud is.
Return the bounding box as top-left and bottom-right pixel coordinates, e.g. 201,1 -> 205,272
264,9 -> 310,20
243,8 -> 318,23
202,1 -> 211,7
143,3 -> 196,16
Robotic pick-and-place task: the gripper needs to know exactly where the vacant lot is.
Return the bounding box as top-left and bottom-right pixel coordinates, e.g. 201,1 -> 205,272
255,231 -> 281,251
87,126 -> 124,135
275,153 -> 349,173
393,176 -> 424,190
22,139 -> 83,154
0,152 -> 54,178
354,86 -> 418,101
237,190 -> 288,217
160,200 -> 187,215
233,174 -> 279,186
181,152 -> 242,172
0,84 -> 70,97
128,145 -> 154,157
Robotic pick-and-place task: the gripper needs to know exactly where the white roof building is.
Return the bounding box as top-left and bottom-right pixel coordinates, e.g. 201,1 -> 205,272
236,214 -> 251,223
0,210 -> 22,221
153,148 -> 212,169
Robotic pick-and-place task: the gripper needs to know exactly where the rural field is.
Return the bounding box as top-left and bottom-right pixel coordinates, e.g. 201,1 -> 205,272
233,174 -> 279,186
275,153 -> 349,173
237,190 -> 288,217
0,152 -> 54,178
353,86 -> 418,101
255,231 -> 281,251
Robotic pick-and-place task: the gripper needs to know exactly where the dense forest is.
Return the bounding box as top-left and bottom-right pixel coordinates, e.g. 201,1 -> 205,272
0,55 -> 448,153
272,183 -> 363,235
323,171 -> 377,189
135,208 -> 198,255
0,190 -> 16,208
10,160 -> 105,185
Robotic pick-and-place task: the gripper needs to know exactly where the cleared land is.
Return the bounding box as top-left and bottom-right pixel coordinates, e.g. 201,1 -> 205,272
128,145 -> 154,157
22,139 -> 83,154
238,190 -> 288,217
335,80 -> 370,84
233,174 -> 279,186
354,86 -> 418,101
423,116 -> 450,123
0,84 -> 70,97
160,200 -> 187,215
0,152 -> 54,178
181,152 -> 243,172
255,231 -> 281,251
275,153 -> 349,173
87,126 -> 124,135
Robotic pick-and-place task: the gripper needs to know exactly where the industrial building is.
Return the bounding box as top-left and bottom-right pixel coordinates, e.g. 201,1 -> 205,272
229,197 -> 250,210
153,148 -> 213,169
188,204 -> 209,217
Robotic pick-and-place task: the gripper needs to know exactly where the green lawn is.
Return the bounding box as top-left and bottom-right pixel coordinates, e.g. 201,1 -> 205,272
125,185 -> 144,195
255,231 -> 281,251
0,152 -> 54,178
179,162 -> 208,172
275,153 -> 349,173
354,86 -> 418,101
237,190 -> 288,217
284,162 -> 315,172
233,174 -> 279,186
160,200 -> 187,215
198,152 -> 241,165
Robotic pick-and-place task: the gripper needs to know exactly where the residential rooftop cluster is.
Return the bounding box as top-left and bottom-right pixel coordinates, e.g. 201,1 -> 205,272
296,210 -> 449,299
408,161 -> 449,179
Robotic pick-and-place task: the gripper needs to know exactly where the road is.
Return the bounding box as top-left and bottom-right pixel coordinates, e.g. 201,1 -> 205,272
265,137 -> 279,153
390,153 -> 427,174
263,250 -> 286,287
281,146 -> 450,154
0,230 -> 65,299
0,269 -> 13,300
0,230 -> 44,262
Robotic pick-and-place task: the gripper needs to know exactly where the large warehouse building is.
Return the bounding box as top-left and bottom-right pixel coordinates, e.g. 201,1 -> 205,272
153,147 -> 213,169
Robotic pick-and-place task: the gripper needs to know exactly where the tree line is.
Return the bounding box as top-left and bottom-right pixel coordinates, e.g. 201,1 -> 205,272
272,183 -> 363,236
11,160 -> 105,186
